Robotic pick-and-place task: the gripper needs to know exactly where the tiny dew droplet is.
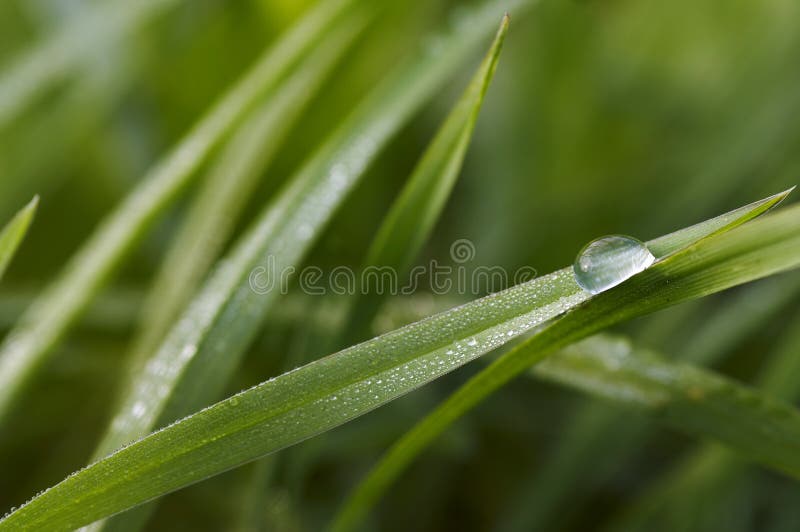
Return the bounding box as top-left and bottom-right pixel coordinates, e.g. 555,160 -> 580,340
573,235 -> 655,294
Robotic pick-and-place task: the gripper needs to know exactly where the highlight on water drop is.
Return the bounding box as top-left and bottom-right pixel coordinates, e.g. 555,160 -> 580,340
573,235 -> 655,295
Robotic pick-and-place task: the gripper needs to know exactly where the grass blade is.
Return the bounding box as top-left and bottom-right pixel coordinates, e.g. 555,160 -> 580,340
0,191 -> 792,530
612,305 -> 800,530
0,0 -> 358,421
534,334 -> 800,478
0,0 -> 179,129
342,14 -> 508,344
0,197 -> 38,282
331,192 -> 800,531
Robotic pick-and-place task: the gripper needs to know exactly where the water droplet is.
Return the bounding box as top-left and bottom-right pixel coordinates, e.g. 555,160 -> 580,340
573,235 -> 655,294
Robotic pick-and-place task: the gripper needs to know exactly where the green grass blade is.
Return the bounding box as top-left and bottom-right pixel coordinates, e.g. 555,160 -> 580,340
0,0 -> 357,422
0,191 -> 791,531
0,197 -> 38,282
342,14 -> 509,344
125,11 -> 367,381
534,334 -> 800,477
0,0 -> 179,130
331,193 -> 800,531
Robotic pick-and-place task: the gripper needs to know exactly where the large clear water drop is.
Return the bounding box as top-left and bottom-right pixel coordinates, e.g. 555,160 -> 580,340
573,235 -> 655,294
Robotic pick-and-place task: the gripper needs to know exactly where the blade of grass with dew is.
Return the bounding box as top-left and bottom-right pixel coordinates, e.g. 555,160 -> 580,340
340,16 -> 506,344
0,191 -> 792,531
124,11 -> 368,380
0,197 -> 38,281
331,192 -> 800,531
0,0 -> 179,130
0,0 -> 359,422
498,271 -> 800,532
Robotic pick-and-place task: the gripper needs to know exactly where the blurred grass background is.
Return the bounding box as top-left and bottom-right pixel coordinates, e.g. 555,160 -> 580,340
1,0 -> 799,530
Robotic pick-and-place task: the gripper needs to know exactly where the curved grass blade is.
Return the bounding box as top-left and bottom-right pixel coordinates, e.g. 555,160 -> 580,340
0,197 -> 38,282
612,305 -> 800,531
341,14 -> 508,344
331,193 -> 800,531
533,333 -> 800,478
0,191 -> 791,531
0,0 -> 179,130
0,0 -> 358,422
124,9 -> 367,381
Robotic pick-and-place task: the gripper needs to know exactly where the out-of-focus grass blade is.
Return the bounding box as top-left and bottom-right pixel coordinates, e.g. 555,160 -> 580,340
0,29 -> 136,217
498,272 -> 800,532
0,191 -> 791,531
0,0 -> 358,422
0,0 -> 179,129
0,287 -> 142,333
342,14 -> 507,344
0,197 -> 38,281
125,10 -> 367,380
533,334 -> 800,477
331,192 -> 800,531
613,306 -> 800,531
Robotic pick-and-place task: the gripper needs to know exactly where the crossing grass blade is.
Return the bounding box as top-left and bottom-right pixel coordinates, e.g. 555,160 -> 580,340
330,191 -> 800,531
0,0 -> 359,422
0,190 -> 792,531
